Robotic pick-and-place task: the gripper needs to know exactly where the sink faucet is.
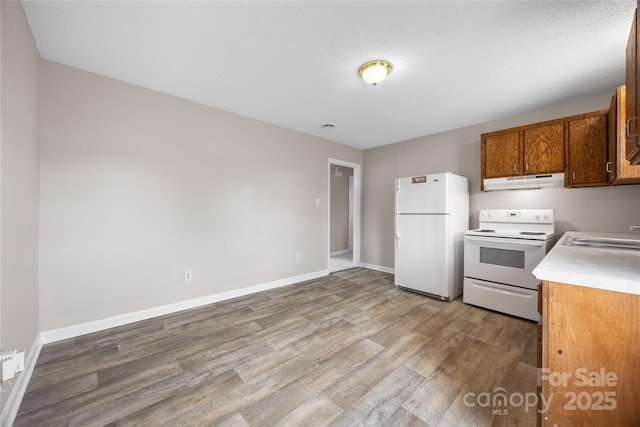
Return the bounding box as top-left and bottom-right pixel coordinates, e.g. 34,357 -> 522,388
631,226 -> 640,231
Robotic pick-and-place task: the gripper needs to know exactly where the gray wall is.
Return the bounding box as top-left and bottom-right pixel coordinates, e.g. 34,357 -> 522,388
363,93 -> 640,270
39,61 -> 362,330
1,0 -> 40,408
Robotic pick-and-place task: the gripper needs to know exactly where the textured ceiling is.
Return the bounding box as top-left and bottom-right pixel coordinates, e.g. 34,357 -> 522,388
21,1 -> 636,150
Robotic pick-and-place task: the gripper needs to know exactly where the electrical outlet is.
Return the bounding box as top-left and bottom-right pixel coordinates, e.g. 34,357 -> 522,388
296,254 -> 302,263
14,351 -> 25,373
1,357 -> 14,382
0,350 -> 24,382
184,271 -> 193,282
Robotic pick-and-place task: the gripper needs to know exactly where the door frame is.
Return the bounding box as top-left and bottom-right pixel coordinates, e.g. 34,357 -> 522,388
327,158 -> 361,270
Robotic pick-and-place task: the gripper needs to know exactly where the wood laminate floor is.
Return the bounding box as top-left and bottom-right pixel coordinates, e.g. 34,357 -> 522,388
15,268 -> 538,426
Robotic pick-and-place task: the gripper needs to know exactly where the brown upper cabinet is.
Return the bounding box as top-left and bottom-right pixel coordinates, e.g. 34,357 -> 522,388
481,110 -> 610,190
610,86 -> 640,184
566,112 -> 609,187
482,130 -> 522,179
625,2 -> 640,165
481,122 -> 565,188
523,123 -> 565,175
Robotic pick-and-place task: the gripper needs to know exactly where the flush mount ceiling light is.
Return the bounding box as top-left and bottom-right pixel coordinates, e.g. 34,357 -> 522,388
358,60 -> 392,86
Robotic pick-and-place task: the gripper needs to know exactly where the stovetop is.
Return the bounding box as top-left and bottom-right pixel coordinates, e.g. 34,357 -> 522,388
465,209 -> 555,241
465,228 -> 554,241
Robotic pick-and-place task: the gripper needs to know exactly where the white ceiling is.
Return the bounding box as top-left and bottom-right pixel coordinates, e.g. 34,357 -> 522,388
21,1 -> 636,150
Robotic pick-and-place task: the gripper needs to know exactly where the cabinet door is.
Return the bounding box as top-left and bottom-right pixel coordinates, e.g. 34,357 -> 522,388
568,114 -> 608,187
626,6 -> 640,165
541,282 -> 640,426
608,93 -> 617,182
523,123 -> 565,175
614,86 -> 640,184
483,131 -> 522,178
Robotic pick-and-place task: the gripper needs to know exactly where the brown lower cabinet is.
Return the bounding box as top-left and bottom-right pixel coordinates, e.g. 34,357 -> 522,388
538,281 -> 640,426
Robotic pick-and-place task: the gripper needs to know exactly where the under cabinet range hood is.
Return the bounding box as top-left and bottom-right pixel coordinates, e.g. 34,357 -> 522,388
483,173 -> 564,191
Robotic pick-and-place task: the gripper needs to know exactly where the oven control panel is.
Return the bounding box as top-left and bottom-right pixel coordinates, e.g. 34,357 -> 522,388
479,209 -> 554,224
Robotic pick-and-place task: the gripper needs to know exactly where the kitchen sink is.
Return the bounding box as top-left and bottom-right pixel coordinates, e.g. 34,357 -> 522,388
562,235 -> 640,251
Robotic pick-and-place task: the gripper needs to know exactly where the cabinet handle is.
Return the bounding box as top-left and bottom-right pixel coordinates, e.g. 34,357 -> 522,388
525,163 -> 529,171
606,161 -> 612,173
572,171 -> 576,181
514,164 -> 517,172
626,117 -> 639,141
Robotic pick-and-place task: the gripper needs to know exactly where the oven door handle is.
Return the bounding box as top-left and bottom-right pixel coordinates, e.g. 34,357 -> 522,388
465,235 -> 545,247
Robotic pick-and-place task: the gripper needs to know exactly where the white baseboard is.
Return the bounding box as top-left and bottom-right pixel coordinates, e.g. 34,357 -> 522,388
1,334 -> 43,427
40,269 -> 328,345
360,263 -> 394,275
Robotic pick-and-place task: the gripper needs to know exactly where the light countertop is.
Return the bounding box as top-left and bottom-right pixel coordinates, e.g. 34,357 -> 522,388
533,231 -> 640,295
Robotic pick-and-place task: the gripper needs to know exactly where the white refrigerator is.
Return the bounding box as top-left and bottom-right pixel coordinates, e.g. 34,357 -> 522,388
394,172 -> 469,300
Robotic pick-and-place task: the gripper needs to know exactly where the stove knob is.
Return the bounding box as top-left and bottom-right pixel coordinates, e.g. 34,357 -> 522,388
535,214 -> 541,220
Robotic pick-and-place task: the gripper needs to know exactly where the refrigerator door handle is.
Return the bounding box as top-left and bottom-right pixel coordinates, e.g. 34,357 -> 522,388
395,214 -> 400,250
395,185 -> 400,251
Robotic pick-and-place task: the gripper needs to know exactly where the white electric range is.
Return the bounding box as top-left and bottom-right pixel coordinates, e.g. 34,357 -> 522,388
463,209 -> 555,321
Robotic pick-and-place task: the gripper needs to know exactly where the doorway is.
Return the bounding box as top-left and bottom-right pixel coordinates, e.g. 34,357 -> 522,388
328,159 -> 361,272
